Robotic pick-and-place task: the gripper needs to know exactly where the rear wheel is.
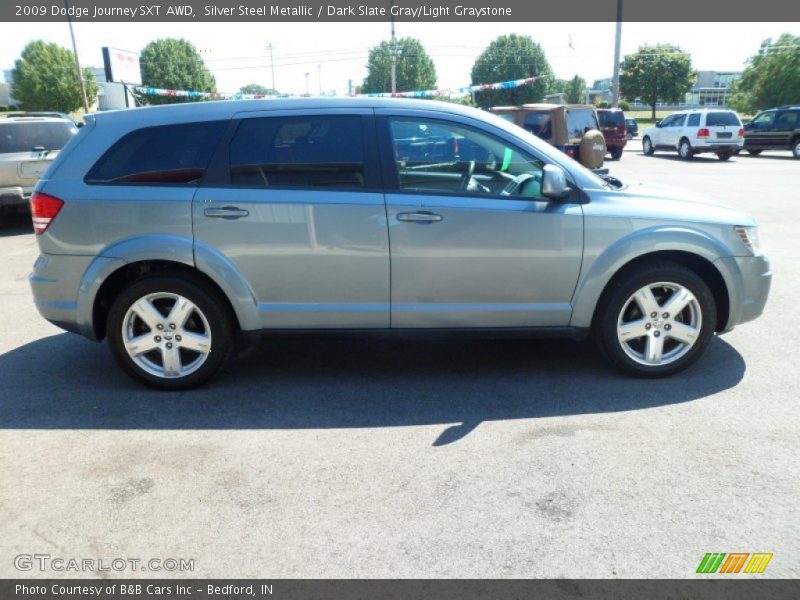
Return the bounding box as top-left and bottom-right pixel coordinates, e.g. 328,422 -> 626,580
642,136 -> 654,156
678,138 -> 694,160
595,262 -> 716,377
107,274 -> 234,390
746,148 -> 762,156
610,147 -> 623,160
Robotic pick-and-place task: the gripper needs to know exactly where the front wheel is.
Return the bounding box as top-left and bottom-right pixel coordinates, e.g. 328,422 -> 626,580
792,139 -> 800,159
746,148 -> 762,156
107,274 -> 235,390
642,136 -> 654,156
595,262 -> 716,377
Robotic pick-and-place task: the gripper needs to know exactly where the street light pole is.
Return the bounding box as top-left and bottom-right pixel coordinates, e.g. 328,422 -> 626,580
267,43 -> 276,92
304,72 -> 310,96
390,0 -> 397,94
611,0 -> 623,107
64,0 -> 89,113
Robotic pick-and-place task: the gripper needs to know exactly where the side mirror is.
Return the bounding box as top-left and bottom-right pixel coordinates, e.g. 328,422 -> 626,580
541,164 -> 570,199
655,120 -> 662,127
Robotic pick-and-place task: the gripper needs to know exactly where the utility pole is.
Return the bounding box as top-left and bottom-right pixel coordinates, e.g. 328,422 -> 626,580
390,0 -> 398,94
304,72 -> 310,96
267,43 -> 276,92
318,64 -> 322,95
611,0 -> 623,107
64,0 -> 89,113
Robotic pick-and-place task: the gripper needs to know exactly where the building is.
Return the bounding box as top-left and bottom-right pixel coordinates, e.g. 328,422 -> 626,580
686,71 -> 741,107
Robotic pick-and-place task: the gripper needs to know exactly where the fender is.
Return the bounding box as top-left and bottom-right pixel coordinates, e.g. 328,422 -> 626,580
569,226 -> 735,329
76,234 -> 260,340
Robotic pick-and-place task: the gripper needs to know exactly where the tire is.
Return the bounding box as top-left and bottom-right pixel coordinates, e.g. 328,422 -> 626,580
717,150 -> 733,161
594,261 -> 717,377
106,273 -> 235,390
792,138 -> 800,159
746,148 -> 762,156
610,147 -> 623,160
678,138 -> 694,160
626,132 -> 633,141
642,136 -> 654,156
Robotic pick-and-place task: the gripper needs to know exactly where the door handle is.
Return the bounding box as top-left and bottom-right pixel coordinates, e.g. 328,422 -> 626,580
203,206 -> 249,219
396,211 -> 443,223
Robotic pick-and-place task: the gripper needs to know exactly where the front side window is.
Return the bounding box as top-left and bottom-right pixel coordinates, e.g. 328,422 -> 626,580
229,115 -> 365,189
752,111 -> 775,127
389,118 -> 545,199
670,114 -> 687,127
85,121 -> 226,185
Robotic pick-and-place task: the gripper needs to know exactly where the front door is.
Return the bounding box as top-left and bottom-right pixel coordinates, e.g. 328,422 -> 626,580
377,112 -> 584,328
193,109 -> 390,329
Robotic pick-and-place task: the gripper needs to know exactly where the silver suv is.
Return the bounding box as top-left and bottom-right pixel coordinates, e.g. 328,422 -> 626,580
29,99 -> 771,389
0,115 -> 77,212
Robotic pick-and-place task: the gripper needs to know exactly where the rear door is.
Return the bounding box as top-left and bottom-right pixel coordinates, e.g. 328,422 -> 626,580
193,109 -> 390,329
774,110 -> 799,148
376,109 -> 584,328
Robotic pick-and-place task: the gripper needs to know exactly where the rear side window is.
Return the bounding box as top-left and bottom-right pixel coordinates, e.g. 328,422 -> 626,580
705,112 -> 741,127
229,115 -> 365,189
522,112 -> 552,139
565,109 -> 599,139
687,114 -> 701,127
0,121 -> 76,154
85,121 -> 227,185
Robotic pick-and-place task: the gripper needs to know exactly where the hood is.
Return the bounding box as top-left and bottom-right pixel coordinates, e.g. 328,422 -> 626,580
591,180 -> 757,227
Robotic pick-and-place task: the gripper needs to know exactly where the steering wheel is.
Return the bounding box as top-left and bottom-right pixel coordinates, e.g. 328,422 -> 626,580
459,161 -> 476,191
500,172 -> 537,196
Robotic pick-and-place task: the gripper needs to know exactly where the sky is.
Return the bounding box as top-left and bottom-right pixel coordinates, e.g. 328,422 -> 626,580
1,21 -> 797,95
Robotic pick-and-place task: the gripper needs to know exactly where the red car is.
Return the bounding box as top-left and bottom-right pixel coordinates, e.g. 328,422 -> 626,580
597,108 -> 627,160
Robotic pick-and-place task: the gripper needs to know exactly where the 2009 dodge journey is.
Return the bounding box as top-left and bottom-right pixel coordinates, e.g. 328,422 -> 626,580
29,99 -> 771,389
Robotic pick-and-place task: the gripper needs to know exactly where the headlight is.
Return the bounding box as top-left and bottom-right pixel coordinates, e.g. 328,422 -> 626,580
735,226 -> 760,255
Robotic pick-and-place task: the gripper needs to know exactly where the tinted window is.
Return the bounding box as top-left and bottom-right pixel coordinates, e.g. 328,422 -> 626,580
752,111 -> 775,127
687,113 -> 701,127
86,121 -> 226,185
522,112 -> 552,139
775,110 -> 799,127
389,117 -> 545,199
598,110 -> 625,126
705,112 -> 741,127
0,121 -> 76,154
229,115 -> 364,188
565,109 -> 599,139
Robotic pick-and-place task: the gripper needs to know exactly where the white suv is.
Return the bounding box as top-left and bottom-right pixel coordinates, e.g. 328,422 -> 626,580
642,109 -> 744,161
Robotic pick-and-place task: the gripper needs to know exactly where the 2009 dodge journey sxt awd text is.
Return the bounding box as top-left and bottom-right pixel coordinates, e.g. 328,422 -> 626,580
29,99 -> 771,389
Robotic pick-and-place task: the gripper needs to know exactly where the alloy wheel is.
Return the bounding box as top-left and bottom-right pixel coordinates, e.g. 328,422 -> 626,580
616,282 -> 702,366
122,292 -> 212,379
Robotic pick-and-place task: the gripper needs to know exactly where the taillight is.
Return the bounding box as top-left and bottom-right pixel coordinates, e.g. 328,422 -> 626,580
30,192 -> 64,234
566,148 -> 575,157
737,128 -> 745,137
697,128 -> 710,138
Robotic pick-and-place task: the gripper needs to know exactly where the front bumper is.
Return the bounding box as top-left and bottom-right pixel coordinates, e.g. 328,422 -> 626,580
715,254 -> 772,331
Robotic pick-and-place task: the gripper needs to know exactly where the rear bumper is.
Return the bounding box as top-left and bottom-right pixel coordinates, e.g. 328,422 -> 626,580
30,252 -> 123,340
693,141 -> 744,152
0,186 -> 31,208
715,254 -> 772,331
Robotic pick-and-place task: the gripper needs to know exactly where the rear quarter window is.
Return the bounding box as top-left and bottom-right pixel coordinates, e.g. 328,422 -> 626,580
566,109 -> 599,139
705,112 -> 741,127
85,121 -> 227,185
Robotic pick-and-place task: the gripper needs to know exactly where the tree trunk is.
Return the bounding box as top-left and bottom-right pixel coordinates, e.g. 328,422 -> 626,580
651,103 -> 657,120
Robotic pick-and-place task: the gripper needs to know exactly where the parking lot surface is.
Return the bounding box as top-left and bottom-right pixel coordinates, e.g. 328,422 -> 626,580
1,143 -> 798,578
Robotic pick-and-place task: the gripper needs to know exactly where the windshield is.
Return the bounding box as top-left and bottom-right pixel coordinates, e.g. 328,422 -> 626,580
0,121 -> 77,154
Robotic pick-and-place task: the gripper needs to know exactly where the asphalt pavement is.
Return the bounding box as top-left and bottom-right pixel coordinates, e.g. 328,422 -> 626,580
1,141 -> 798,578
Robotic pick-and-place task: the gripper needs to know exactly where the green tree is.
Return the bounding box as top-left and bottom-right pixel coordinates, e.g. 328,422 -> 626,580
139,38 -> 216,104
619,99 -> 631,111
470,34 -> 554,108
239,83 -> 278,96
564,75 -> 586,104
362,38 -> 437,94
729,34 -> 800,114
11,40 -> 98,113
619,44 -> 695,118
